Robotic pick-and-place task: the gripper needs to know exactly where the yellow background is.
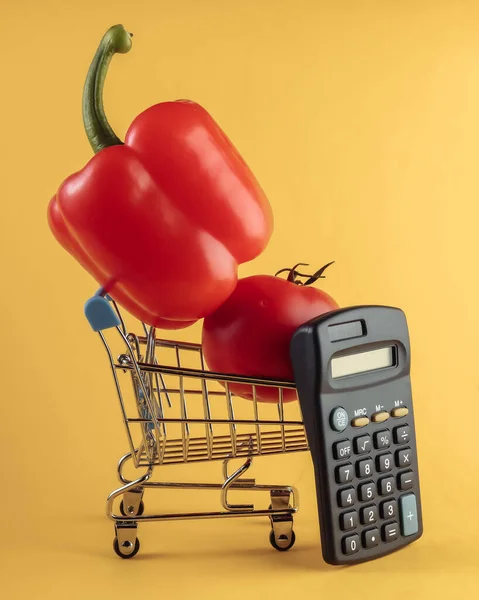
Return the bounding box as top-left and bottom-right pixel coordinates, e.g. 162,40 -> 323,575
1,0 -> 478,597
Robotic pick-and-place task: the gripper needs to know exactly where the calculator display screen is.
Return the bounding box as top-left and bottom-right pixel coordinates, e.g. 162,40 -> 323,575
331,346 -> 395,378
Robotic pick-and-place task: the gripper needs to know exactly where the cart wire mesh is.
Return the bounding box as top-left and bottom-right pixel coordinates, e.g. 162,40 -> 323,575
97,317 -> 309,469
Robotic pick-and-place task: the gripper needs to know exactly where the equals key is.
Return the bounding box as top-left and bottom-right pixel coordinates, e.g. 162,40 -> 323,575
383,522 -> 399,542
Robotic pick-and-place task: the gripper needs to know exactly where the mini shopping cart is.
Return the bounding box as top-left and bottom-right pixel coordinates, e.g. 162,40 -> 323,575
85,291 -> 310,559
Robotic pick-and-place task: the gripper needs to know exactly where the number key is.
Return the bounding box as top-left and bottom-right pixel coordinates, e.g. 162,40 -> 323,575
377,453 -> 393,472
357,458 -> 374,479
381,499 -> 397,519
342,534 -> 360,555
360,504 -> 378,524
340,510 -> 358,531
338,487 -> 356,507
336,463 -> 354,484
378,476 -> 395,496
374,429 -> 391,449
359,482 -> 376,501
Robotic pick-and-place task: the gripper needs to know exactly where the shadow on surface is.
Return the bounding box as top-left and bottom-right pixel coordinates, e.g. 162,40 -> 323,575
131,542 -> 335,572
56,512 -> 479,576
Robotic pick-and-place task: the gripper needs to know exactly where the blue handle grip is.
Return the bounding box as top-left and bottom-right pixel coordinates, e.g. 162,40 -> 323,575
84,292 -> 121,332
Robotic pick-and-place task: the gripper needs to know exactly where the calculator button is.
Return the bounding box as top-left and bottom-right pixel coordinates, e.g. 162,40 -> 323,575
338,487 -> 356,507
363,528 -> 380,549
330,407 -> 349,432
340,510 -> 358,531
399,493 -> 419,536
357,458 -> 374,479
378,476 -> 395,496
391,406 -> 409,418
398,470 -> 414,490
377,453 -> 393,472
354,435 -> 372,455
336,463 -> 354,484
371,411 -> 389,423
394,426 -> 410,445
374,430 -> 391,449
333,440 -> 352,460
351,416 -> 369,428
382,521 -> 399,542
360,504 -> 378,525
359,482 -> 376,502
396,448 -> 412,468
342,534 -> 360,555
381,499 -> 397,519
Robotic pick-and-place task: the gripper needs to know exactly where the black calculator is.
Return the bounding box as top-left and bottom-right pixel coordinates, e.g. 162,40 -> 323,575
290,305 -> 423,565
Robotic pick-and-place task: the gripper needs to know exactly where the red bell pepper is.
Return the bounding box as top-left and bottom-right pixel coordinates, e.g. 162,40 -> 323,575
48,25 -> 273,329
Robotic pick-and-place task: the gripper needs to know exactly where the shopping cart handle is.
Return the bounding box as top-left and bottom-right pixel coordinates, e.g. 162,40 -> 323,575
84,292 -> 121,332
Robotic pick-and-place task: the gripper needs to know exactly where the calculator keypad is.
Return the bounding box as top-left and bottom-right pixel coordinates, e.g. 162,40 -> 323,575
337,420 -> 418,556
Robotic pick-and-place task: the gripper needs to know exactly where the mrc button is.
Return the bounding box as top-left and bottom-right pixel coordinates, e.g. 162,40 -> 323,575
330,407 -> 349,432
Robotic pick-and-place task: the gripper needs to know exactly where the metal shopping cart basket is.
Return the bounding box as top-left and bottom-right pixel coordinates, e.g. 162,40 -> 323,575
85,291 -> 309,559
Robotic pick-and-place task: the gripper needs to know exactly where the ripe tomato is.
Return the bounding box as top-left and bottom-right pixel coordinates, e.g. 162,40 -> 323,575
202,263 -> 339,402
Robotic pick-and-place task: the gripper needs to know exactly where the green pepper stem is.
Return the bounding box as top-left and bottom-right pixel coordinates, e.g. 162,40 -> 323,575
82,24 -> 133,154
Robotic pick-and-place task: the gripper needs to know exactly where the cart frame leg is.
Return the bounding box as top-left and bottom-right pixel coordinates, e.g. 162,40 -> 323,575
114,521 -> 140,558
269,488 -> 295,550
121,487 -> 144,517
106,451 -> 299,557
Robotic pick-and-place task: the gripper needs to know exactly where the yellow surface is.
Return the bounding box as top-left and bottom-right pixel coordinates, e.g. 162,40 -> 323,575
1,0 -> 479,597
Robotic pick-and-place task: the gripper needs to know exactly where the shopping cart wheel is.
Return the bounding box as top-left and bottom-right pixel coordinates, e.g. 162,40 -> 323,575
269,529 -> 296,552
120,499 -> 145,517
113,536 -> 141,559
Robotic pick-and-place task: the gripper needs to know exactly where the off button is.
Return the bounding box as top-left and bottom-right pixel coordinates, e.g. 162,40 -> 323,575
330,407 -> 349,432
